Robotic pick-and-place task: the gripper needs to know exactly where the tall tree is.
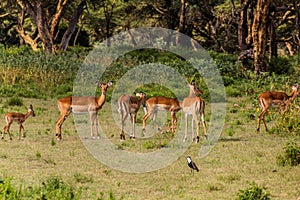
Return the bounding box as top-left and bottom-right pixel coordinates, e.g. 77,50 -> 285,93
15,0 -> 86,54
252,0 -> 271,74
59,0 -> 86,50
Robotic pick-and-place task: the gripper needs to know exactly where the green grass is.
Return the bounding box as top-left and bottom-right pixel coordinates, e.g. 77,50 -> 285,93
0,96 -> 299,199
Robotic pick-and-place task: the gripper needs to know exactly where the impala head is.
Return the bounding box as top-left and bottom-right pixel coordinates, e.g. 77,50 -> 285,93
135,92 -> 146,99
188,81 -> 203,96
96,81 -> 113,94
292,83 -> 298,91
28,105 -> 35,117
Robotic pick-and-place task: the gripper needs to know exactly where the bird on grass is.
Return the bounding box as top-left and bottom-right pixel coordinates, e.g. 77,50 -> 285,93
186,156 -> 199,174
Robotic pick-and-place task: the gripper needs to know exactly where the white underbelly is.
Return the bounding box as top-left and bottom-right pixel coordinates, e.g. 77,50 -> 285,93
71,105 -> 94,113
156,104 -> 168,111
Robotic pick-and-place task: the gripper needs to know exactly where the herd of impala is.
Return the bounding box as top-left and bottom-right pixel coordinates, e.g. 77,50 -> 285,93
1,81 -> 299,142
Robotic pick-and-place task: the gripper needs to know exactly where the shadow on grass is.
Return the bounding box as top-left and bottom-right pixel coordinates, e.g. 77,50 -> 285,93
219,137 -> 244,142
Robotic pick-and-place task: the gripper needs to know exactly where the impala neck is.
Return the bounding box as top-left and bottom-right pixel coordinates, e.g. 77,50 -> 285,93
24,111 -> 32,120
189,89 -> 194,97
289,90 -> 298,100
97,92 -> 107,106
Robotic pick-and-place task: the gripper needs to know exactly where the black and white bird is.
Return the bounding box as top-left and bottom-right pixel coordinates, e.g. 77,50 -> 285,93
186,156 -> 199,173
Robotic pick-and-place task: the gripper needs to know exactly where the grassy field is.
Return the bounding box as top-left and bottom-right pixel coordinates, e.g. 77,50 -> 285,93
0,96 -> 299,200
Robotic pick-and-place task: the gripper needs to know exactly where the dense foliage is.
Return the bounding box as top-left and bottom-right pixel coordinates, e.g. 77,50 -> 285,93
0,45 -> 298,100
237,183 -> 271,200
0,176 -> 81,200
277,141 -> 300,167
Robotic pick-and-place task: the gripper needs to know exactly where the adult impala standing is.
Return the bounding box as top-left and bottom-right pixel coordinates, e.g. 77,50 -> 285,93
142,96 -> 181,133
182,82 -> 207,143
118,92 -> 147,141
257,83 -> 299,132
55,81 -> 112,140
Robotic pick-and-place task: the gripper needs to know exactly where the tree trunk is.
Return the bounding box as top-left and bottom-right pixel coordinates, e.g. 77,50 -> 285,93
50,0 -> 68,38
18,8 -> 25,46
36,1 -> 53,54
252,0 -> 271,75
176,0 -> 187,46
294,1 -> 300,54
59,0 -> 86,51
73,27 -> 81,46
17,8 -> 39,51
238,0 -> 251,50
268,19 -> 277,60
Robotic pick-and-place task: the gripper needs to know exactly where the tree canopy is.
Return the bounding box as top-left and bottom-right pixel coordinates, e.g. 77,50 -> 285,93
0,0 -> 299,74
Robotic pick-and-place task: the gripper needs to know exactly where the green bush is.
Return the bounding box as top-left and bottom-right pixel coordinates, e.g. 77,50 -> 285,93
277,141 -> 300,167
5,96 -> 23,106
237,183 -> 270,200
0,46 -> 87,98
0,176 -> 81,200
226,86 -> 241,97
269,56 -> 294,75
274,101 -> 300,134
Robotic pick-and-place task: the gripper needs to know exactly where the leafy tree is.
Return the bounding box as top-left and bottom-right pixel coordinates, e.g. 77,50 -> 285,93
4,0 -> 87,54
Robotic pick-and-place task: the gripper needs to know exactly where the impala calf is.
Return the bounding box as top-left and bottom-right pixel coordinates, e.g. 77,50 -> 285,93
257,83 -> 299,132
55,81 -> 112,140
118,92 -> 147,141
142,96 -> 181,133
2,105 -> 35,140
182,82 -> 207,143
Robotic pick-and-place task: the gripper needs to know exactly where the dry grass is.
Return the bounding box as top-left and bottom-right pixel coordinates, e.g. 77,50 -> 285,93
0,97 -> 299,199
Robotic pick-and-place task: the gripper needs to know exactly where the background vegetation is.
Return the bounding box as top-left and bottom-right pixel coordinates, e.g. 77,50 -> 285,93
0,0 -> 299,199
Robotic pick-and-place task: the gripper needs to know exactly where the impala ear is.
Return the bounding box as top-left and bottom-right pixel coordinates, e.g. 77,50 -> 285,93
294,83 -> 298,88
107,81 -> 113,86
95,81 -> 101,86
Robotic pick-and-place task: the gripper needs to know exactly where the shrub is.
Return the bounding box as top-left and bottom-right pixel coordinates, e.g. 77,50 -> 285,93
0,176 -> 81,200
142,141 -> 156,149
274,101 -> 300,134
237,183 -> 270,200
5,96 -> 23,106
269,56 -> 294,75
226,86 -> 241,97
277,141 -> 300,167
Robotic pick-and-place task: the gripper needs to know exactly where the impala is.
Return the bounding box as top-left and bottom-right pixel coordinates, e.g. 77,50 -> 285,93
118,92 -> 147,141
257,83 -> 299,132
2,105 -> 35,140
142,96 -> 181,133
182,82 -> 207,143
55,81 -> 112,140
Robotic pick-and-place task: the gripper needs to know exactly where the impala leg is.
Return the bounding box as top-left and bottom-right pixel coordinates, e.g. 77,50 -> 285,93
119,109 -> 128,141
89,111 -> 97,138
131,113 -> 136,140
122,112 -> 128,141
153,110 -> 162,131
56,110 -> 71,140
192,112 -> 199,143
56,115 -> 66,140
7,123 -> 12,140
257,110 -> 267,132
2,124 -> 12,140
152,110 -> 161,130
170,111 -> 177,132
1,126 -> 6,140
19,124 -> 25,140
262,117 -> 268,132
95,114 -> 99,138
201,112 -> 207,140
184,114 -> 188,142
142,109 -> 153,132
